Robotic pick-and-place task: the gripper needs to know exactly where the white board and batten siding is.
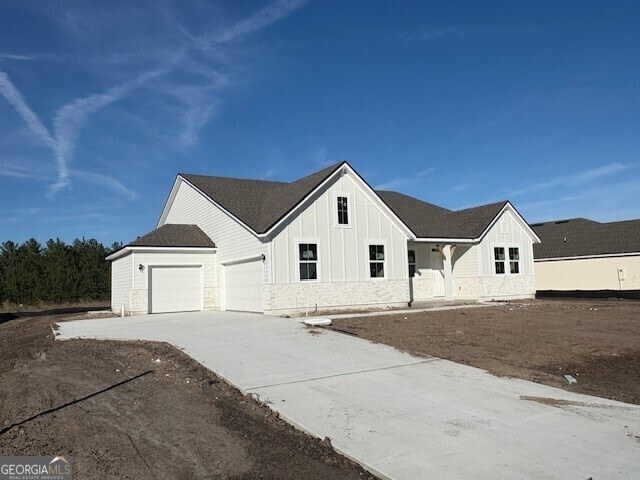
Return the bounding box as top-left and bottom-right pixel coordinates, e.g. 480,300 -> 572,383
270,172 -> 409,284
478,209 -> 535,277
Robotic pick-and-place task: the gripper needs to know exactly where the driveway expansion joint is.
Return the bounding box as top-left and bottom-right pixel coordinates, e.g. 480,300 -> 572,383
245,358 -> 439,390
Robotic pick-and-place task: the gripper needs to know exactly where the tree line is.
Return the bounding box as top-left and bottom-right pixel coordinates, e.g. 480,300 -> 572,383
0,238 -> 121,305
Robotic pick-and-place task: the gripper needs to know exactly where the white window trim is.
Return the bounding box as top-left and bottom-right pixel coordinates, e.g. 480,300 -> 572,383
491,244 -> 522,276
294,237 -> 321,282
365,239 -> 388,280
333,192 -> 353,228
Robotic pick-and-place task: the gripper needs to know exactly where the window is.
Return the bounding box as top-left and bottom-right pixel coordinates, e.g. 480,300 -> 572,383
408,250 -> 416,277
369,245 -> 385,278
494,246 -> 520,275
337,196 -> 349,225
494,247 -> 505,274
509,247 -> 520,274
299,243 -> 318,281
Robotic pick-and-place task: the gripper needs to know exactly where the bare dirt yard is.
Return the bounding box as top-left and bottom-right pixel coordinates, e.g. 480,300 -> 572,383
329,299 -> 640,405
0,313 -> 376,479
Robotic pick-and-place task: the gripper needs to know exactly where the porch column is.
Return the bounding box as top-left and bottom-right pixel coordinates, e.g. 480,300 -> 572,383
440,244 -> 454,300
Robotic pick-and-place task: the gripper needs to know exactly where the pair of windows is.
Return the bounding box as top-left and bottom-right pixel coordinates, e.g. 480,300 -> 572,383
298,242 -> 386,280
494,247 -> 520,274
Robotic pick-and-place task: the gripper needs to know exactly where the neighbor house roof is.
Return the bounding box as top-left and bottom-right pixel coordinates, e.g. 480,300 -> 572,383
128,224 -> 216,248
181,163 -> 342,234
531,218 -> 640,259
178,162 -> 524,240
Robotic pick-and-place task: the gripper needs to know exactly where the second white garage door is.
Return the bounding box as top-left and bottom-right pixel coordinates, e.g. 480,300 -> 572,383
150,265 -> 202,313
224,260 -> 263,312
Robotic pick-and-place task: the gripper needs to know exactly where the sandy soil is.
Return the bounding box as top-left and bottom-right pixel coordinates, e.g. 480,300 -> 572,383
0,313 -> 376,479
329,299 -> 640,404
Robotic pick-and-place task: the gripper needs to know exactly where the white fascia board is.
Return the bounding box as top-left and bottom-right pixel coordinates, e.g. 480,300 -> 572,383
157,176 -> 182,227
477,202 -> 542,244
106,246 -> 217,261
535,252 -> 640,262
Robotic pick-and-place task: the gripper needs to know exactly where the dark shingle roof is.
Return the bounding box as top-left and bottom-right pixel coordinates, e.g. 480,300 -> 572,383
128,224 -> 215,248
181,163 -> 342,234
532,218 -> 640,259
177,163 -> 517,240
378,191 -> 508,238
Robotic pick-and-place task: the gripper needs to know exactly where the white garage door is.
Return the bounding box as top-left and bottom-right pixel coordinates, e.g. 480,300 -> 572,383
150,265 -> 202,314
224,260 -> 263,312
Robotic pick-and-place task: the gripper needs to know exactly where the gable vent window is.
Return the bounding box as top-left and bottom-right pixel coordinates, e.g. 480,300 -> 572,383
299,243 -> 318,281
337,196 -> 349,225
369,245 -> 385,278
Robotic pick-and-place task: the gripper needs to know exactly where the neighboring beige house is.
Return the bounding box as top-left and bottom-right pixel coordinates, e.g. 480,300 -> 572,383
107,162 -> 540,315
532,218 -> 640,296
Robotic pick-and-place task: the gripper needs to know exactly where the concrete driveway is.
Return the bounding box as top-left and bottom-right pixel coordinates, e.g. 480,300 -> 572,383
56,311 -> 640,480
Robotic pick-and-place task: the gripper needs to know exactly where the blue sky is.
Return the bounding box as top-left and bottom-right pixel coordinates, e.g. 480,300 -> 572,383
1,0 -> 638,246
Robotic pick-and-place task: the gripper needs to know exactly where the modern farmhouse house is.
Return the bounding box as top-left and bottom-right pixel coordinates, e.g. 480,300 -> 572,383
107,162 -> 540,315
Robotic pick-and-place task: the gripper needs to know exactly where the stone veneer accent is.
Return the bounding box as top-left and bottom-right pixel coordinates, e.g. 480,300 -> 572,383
409,276 -> 435,301
264,279 -> 410,314
452,275 -> 535,300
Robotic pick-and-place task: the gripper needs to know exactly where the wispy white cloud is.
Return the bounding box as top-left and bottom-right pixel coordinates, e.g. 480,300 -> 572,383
50,63 -> 178,194
70,170 -> 139,201
507,161 -> 639,197
207,0 -> 308,46
452,182 -> 472,192
375,167 -> 437,190
0,52 -> 67,62
0,0 -> 307,200
460,101 -> 531,138
0,163 -> 49,180
0,71 -> 56,148
311,147 -> 334,167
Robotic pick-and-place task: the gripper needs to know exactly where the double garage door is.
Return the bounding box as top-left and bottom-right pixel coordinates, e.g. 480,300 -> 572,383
147,260 -> 263,314
150,265 -> 202,314
224,259 -> 263,312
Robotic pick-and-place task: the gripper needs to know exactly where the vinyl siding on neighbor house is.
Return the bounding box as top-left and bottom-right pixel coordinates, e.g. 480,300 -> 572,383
535,255 -> 640,291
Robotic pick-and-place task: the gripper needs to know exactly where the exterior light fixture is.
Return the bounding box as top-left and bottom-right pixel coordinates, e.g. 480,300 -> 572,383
139,264 -> 145,273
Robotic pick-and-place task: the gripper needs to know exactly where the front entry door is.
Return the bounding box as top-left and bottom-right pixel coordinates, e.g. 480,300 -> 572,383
430,249 -> 445,297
